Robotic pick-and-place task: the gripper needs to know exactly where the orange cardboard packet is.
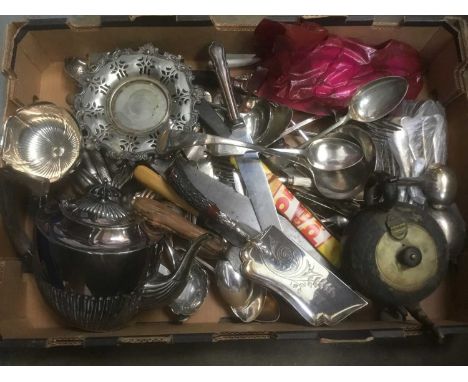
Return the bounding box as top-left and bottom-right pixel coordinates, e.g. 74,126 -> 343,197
263,165 -> 342,267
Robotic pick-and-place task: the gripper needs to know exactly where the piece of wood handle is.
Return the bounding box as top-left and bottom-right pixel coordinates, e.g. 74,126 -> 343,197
133,165 -> 198,215
133,197 -> 225,255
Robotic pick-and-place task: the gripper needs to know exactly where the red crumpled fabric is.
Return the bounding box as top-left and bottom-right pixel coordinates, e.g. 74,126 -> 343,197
253,19 -> 423,115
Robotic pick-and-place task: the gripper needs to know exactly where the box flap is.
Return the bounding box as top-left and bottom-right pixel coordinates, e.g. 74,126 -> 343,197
1,22 -> 24,76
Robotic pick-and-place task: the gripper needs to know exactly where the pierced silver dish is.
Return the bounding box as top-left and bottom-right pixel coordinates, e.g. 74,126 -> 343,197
72,44 -> 200,160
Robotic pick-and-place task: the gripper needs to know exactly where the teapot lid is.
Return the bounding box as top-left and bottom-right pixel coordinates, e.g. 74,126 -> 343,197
37,183 -> 150,253
61,183 -> 135,227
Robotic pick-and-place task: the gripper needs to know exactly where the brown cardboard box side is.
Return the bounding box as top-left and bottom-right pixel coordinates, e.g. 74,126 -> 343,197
1,20 -> 467,341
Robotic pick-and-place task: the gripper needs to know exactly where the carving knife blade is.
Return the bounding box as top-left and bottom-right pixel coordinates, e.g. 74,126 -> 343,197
208,41 -> 281,232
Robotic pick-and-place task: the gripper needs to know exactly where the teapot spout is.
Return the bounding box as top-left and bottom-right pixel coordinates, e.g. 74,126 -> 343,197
141,233 -> 213,308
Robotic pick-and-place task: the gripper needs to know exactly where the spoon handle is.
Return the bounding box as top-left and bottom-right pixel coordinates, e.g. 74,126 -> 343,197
209,42 -> 243,126
309,114 -> 350,141
208,137 -> 304,160
208,138 -> 306,166
396,177 -> 423,186
272,116 -> 318,144
158,130 -> 305,164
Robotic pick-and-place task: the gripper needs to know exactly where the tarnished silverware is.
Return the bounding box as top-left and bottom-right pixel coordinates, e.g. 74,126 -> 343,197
134,197 -> 279,323
269,116 -> 318,145
209,41 -> 281,231
157,129 -> 364,172
72,44 -> 200,160
64,57 -> 88,84
169,260 -> 209,320
215,247 -> 270,322
166,160 -> 368,325
398,164 -> 457,208
240,98 -> 293,146
157,241 -> 209,321
426,204 -> 466,264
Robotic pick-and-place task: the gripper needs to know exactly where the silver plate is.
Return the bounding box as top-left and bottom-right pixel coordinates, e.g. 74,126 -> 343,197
73,44 -> 200,159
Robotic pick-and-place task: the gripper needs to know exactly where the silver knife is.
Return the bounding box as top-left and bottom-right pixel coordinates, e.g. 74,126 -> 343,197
208,41 -> 281,231
177,161 -> 261,232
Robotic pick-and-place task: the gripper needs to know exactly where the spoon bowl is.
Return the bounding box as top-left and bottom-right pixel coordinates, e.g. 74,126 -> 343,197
240,98 -> 293,146
230,286 -> 268,323
399,163 -> 457,208
289,125 -> 376,200
214,247 -> 277,323
306,137 -> 363,171
215,257 -> 252,308
350,76 -> 409,122
314,76 -> 409,139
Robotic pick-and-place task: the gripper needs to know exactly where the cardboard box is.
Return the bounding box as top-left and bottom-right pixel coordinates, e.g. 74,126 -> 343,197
1,15 -> 468,347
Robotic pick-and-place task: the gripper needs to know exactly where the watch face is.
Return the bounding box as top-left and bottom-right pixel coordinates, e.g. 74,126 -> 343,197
110,78 -> 170,134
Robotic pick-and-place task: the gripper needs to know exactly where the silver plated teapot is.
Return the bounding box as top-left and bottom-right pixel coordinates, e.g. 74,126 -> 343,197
33,183 -> 210,331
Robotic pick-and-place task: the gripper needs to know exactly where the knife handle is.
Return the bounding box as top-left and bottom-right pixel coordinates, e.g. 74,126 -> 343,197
195,99 -> 231,138
133,198 -> 225,255
208,41 -> 243,126
165,160 -> 218,214
166,159 -> 250,246
133,165 -> 198,216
